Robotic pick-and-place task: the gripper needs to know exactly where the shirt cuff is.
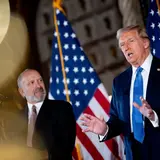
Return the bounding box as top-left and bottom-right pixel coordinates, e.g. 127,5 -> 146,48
99,125 -> 109,141
150,110 -> 159,127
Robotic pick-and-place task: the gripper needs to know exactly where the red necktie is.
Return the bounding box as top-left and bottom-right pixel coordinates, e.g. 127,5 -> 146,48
27,105 -> 37,147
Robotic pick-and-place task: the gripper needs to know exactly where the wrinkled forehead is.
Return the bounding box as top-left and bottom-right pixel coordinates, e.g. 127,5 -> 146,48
119,30 -> 140,42
21,70 -> 42,84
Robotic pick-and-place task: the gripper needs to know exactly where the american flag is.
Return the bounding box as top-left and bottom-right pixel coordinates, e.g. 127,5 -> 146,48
146,0 -> 160,58
49,3 -> 125,160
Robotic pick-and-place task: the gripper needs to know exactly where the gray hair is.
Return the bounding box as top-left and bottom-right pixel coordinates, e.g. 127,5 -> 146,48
17,69 -> 30,88
116,25 -> 149,41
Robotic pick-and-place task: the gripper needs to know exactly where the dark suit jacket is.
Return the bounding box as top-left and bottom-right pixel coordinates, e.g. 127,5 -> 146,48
25,99 -> 76,160
102,56 -> 160,160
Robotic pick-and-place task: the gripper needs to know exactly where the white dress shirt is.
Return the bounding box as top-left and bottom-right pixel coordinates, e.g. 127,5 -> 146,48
27,101 -> 43,123
100,54 -> 159,140
130,53 -> 158,131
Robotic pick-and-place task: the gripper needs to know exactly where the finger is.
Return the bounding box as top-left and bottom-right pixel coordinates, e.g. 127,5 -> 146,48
143,103 -> 150,109
82,128 -> 91,133
83,113 -> 95,120
133,102 -> 140,110
147,110 -> 154,118
80,122 -> 91,128
80,116 -> 91,124
140,97 -> 148,105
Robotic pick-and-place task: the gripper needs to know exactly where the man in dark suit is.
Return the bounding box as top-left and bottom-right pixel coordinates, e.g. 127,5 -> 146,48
17,69 -> 76,160
80,25 -> 160,160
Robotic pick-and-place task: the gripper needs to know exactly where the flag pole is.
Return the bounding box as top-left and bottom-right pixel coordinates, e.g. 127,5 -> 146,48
53,0 -> 70,102
75,139 -> 83,160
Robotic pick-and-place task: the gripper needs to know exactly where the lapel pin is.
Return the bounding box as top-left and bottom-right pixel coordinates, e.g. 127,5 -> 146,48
157,68 -> 160,71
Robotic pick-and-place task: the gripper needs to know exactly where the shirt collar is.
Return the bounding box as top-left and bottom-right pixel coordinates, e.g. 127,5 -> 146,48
132,53 -> 153,75
27,101 -> 43,112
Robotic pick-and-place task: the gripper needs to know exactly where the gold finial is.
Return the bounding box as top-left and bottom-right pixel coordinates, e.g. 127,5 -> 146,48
52,0 -> 65,15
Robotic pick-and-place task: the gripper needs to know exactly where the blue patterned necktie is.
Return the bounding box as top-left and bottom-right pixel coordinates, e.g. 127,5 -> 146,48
132,67 -> 145,143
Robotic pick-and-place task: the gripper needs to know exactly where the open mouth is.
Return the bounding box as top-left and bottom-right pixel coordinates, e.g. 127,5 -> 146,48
35,88 -> 44,94
127,53 -> 133,57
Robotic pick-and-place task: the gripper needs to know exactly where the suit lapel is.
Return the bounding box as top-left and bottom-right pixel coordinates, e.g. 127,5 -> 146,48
33,99 -> 49,149
35,99 -> 48,130
123,67 -> 132,122
117,67 -> 132,122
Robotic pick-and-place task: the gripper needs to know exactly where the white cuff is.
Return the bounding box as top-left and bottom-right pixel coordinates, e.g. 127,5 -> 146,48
99,126 -> 109,141
150,110 -> 159,127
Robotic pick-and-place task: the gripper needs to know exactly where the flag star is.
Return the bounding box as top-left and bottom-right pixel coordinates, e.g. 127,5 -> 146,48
73,67 -> 79,73
56,78 -> 59,84
71,33 -> 76,38
74,90 -> 80,96
84,90 -> 88,96
158,23 -> 160,28
73,56 -> 78,62
73,78 -> 79,84
152,35 -> 155,41
153,48 -> 156,55
55,43 -> 58,48
55,54 -> 58,60
90,78 -> 95,84
81,67 -> 86,73
80,56 -> 85,61
64,32 -> 69,38
56,66 -> 59,72
150,9 -> 154,16
57,20 -> 60,25
75,101 -> 80,107
63,90 -> 71,95
151,23 -> 155,29
64,44 -> 69,50
54,32 -> 57,37
65,67 -> 69,73
89,67 -> 94,73
63,21 -> 68,26
50,77 -> 52,83
64,55 -> 69,61
56,89 -> 60,95
63,78 -> 70,84
83,78 -> 87,84
56,9 -> 60,14
72,44 -> 76,50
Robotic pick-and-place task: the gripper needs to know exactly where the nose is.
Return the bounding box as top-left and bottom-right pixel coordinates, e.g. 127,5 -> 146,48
123,43 -> 129,52
36,81 -> 41,88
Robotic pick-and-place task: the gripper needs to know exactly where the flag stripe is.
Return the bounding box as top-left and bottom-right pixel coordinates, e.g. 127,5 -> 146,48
84,105 -> 121,160
77,139 -> 94,160
88,91 -> 124,155
77,117 -> 114,159
72,146 -> 79,160
94,88 -> 110,114
76,123 -> 104,160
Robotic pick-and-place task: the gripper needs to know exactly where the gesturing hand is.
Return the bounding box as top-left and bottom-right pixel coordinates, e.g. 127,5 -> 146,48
80,114 -> 107,136
133,97 -> 155,121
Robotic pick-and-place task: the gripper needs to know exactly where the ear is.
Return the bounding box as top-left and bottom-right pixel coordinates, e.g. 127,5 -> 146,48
143,38 -> 150,49
18,88 -> 25,98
